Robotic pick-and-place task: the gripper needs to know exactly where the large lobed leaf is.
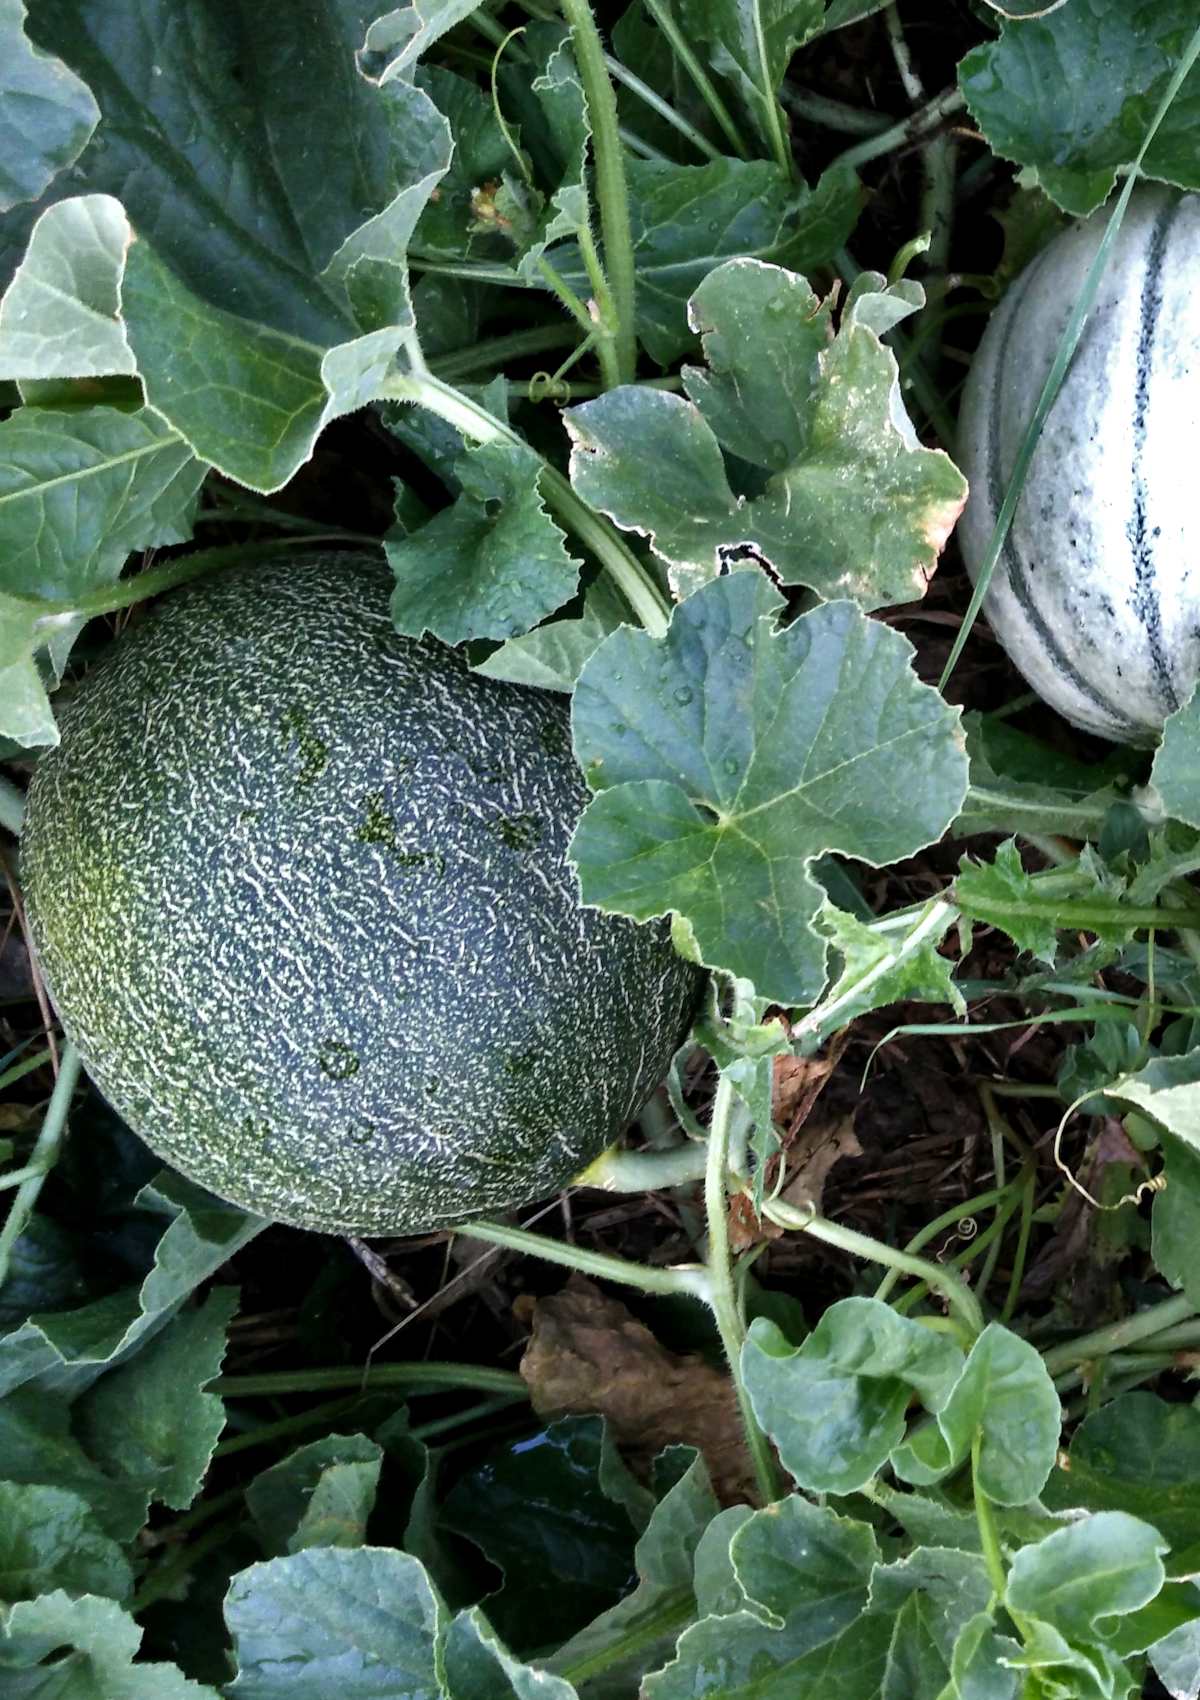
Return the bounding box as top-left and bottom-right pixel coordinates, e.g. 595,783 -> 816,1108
961,0 -> 1200,215
569,571 -> 968,1006
566,258 -> 966,607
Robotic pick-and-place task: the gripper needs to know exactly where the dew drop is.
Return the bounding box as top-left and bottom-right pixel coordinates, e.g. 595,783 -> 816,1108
673,685 -> 694,706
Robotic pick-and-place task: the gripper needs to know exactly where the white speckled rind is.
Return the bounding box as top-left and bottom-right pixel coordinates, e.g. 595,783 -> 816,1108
957,187 -> 1200,742
22,553 -> 701,1235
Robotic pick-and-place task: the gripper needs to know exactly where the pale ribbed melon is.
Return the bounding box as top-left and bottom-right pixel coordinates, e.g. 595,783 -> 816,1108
22,553 -> 699,1235
957,187 -> 1200,743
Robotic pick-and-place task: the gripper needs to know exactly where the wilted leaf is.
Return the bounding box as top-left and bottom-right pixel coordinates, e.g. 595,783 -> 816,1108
519,1277 -> 755,1505
566,258 -> 966,605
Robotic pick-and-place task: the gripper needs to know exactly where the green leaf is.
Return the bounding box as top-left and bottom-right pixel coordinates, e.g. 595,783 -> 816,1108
644,1600 -> 894,1700
0,1481 -> 133,1603
72,1287 -> 235,1520
1150,1614 -> 1200,1700
1152,686 -> 1200,831
948,1613 -> 1023,1700
734,1494 -> 880,1634
959,0 -> 1200,216
873,1551 -> 999,1700
412,66 -> 515,263
0,400 -> 204,745
473,580 -> 625,694
547,1450 -> 717,1700
0,195 -> 134,378
1105,1048 -> 1200,1302
891,1323 -> 1060,1506
246,1433 -> 383,1557
0,1172 -> 262,1401
0,1590 -> 217,1698
444,1606 -> 579,1699
1,0 -> 460,490
441,1416 -> 644,1653
225,1546 -> 445,1700
569,572 -> 968,1006
1005,1511 -> 1167,1639
387,437 -> 580,645
0,0 -> 97,215
562,159 -> 862,366
1000,1616 -> 1126,1700
814,900 -> 964,1033
691,0 -> 824,153
0,1386 -> 145,1541
741,1299 -> 965,1494
1042,1392 -> 1200,1554
566,258 -> 965,605
953,711 -> 1129,841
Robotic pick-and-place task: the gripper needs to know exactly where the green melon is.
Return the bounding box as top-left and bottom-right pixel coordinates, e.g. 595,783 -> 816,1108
22,553 -> 700,1235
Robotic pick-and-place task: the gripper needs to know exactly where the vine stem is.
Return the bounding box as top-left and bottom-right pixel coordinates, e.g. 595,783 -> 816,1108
973,1435 -> 1008,1604
832,85 -> 965,173
213,1361 -> 526,1398
378,370 -> 670,636
791,898 -> 954,1045
873,1178 -> 1017,1304
641,0 -> 751,161
704,1074 -> 784,1505
0,1041 -> 82,1289
454,1218 -> 711,1301
29,537 -> 330,625
764,1197 -> 984,1338
559,0 -> 638,386
1041,1291 -> 1198,1379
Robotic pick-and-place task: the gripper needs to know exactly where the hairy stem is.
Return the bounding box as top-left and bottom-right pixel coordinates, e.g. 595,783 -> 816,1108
380,371 -> 670,635
559,0 -> 638,385
0,1042 -> 82,1289
765,1197 -> 984,1337
705,1074 -> 783,1504
214,1361 -> 527,1399
455,1217 -> 710,1299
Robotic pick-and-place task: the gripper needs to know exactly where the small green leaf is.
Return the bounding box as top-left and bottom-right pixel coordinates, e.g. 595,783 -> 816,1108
741,1299 -> 964,1494
1005,1511 -> 1167,1639
948,1613 -> 1022,1700
561,158 -> 862,366
0,400 -> 204,744
473,580 -> 625,693
73,1286 -> 235,1519
546,1450 -> 717,1700
690,0 -> 824,153
0,0 -> 98,214
871,1548 -> 993,1690
644,1600 -> 894,1700
0,1591 -> 216,1698
891,1323 -> 1060,1506
1042,1392 -> 1200,1554
444,1606 -> 580,1699
1150,1614 -> 1200,1700
225,1546 -> 445,1700
387,437 -> 580,645
814,900 -> 964,1033
959,1 -> 1200,216
0,1481 -> 133,1604
0,195 -> 133,377
570,572 -> 968,1005
246,1433 -> 383,1557
733,1495 -> 879,1635
566,257 -> 965,605
0,1172 -> 262,1402
1153,687 -> 1200,830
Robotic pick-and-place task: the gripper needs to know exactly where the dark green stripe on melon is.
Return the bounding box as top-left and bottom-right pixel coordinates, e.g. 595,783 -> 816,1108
22,554 -> 701,1235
